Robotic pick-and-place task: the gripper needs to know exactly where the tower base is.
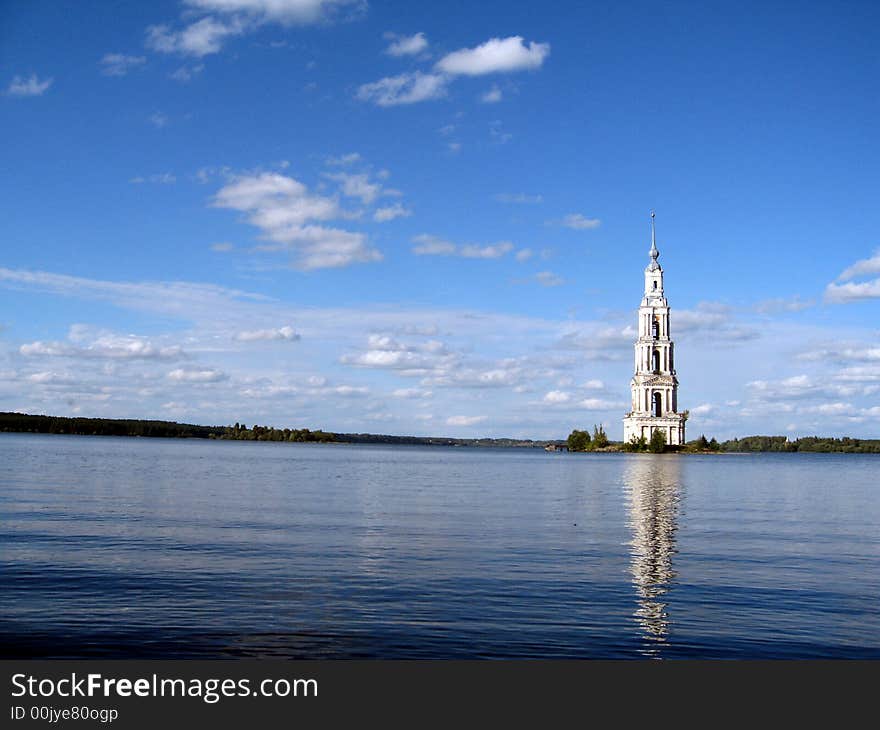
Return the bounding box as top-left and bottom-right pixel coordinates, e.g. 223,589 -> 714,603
623,413 -> 686,446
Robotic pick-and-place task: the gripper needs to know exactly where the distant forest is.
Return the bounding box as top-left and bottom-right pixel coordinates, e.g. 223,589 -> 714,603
0,412 -> 334,443
0,412 -> 553,448
718,435 -> 880,453
1,412 -> 878,452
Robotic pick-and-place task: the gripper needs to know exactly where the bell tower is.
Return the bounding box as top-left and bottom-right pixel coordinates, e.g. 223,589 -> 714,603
622,212 -> 687,446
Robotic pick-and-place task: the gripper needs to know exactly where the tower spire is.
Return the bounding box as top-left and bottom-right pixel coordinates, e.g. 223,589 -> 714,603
648,210 -> 660,270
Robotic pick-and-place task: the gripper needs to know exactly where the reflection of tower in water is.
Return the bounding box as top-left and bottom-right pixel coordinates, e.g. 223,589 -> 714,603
623,456 -> 681,656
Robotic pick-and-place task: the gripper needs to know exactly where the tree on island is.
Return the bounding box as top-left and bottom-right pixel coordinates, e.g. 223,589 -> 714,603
622,434 -> 647,452
567,429 -> 591,452
648,429 -> 667,453
566,425 -> 609,452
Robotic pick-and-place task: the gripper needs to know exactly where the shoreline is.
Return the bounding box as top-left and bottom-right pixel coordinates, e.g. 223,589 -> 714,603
3,428 -> 879,455
2,412 -> 879,454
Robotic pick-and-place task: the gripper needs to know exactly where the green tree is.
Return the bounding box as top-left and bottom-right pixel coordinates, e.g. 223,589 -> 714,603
567,429 -> 591,452
592,424 -> 609,449
623,435 -> 647,452
648,429 -> 667,453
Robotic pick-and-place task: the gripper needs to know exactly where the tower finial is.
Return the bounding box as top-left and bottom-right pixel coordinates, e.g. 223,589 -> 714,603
648,210 -> 659,269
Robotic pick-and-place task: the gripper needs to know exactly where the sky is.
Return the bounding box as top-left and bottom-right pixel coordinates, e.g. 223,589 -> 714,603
1,0 -> 879,440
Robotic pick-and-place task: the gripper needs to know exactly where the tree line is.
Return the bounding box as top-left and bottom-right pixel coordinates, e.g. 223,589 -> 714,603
566,428 -> 880,454
719,435 -> 880,453
0,412 -> 334,443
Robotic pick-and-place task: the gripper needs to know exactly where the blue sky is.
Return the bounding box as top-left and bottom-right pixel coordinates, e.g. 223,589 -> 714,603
2,0 -> 879,439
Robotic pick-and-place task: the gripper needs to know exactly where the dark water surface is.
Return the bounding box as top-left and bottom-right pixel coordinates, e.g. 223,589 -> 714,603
1,433 -> 878,658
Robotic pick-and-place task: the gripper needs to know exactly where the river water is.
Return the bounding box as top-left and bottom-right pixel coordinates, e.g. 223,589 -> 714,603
1,433 -> 877,658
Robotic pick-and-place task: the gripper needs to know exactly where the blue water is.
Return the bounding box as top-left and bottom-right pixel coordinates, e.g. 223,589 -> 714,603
1,433 -> 878,658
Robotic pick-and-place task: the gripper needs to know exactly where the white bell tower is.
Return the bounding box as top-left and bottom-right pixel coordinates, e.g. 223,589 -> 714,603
622,212 -> 687,446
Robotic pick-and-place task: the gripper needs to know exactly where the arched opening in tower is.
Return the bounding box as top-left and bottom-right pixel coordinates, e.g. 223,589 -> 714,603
652,350 -> 660,374
652,392 -> 662,417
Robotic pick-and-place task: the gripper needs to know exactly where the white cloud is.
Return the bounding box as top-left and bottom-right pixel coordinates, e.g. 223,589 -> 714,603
803,402 -> 854,416
673,302 -> 759,342
411,234 -> 513,259
326,152 -> 361,166
495,193 -> 543,204
460,242 -> 514,259
100,54 -> 147,77
744,373 -> 877,405
324,171 -> 388,204
515,249 -> 534,262
446,415 -> 487,426
21,331 -> 183,360
147,1 -> 364,60
690,403 -> 715,416
555,213 -> 601,230
130,173 -> 176,184
824,249 -> 880,303
410,235 -> 459,256
555,325 -> 635,360
356,71 -> 448,106
488,119 -> 512,144
540,389 -> 622,412
797,345 -> 880,363
543,390 -> 571,404
342,334 -> 455,373
6,74 -> 53,97
170,64 -> 205,82
392,388 -> 432,398
579,398 -> 624,410
514,271 -> 565,287
330,384 -> 369,396
384,32 -> 428,57
184,0 -> 362,24
422,359 -> 530,390
360,35 -> 547,108
147,17 -> 246,57
534,271 -> 564,287
836,249 -> 880,282
754,295 -> 814,314
212,172 -> 382,269
234,325 -> 300,342
373,203 -> 411,222
435,36 -> 549,76
825,279 -> 880,303
481,85 -> 502,103
149,111 -> 169,128
27,371 -> 77,385
0,268 -> 270,325
168,368 -> 227,383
